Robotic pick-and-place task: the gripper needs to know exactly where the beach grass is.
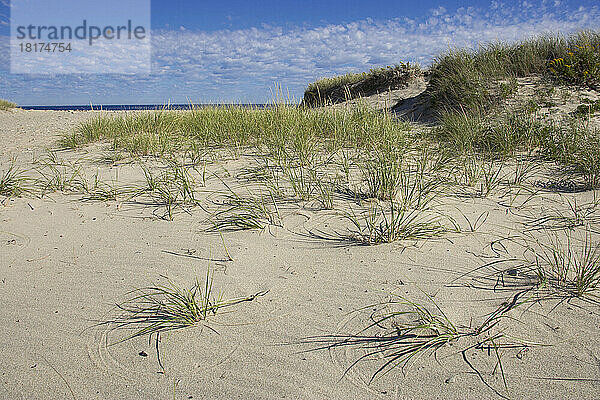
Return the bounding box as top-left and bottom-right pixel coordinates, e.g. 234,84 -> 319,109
64,104 -> 411,157
104,267 -> 268,344
305,290 -> 537,398
138,160 -> 203,220
534,229 -> 600,298
0,162 -> 31,198
427,30 -> 599,114
0,99 -> 17,111
303,63 -> 421,106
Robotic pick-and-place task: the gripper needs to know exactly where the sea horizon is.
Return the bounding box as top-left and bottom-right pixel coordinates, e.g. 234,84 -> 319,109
18,103 -> 275,111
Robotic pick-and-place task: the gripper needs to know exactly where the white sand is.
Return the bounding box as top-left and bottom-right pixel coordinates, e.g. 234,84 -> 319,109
1,109 -> 599,399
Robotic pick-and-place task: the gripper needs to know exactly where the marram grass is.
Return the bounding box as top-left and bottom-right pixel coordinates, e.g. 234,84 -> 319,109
0,99 -> 17,111
104,268 -> 268,343
63,104 -> 411,157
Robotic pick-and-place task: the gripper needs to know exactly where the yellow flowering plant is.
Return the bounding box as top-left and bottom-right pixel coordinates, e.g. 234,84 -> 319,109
549,42 -> 600,87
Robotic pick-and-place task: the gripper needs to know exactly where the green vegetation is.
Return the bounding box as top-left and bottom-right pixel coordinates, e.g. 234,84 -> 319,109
427,30 -> 599,114
302,30 -> 599,114
139,160 -> 203,220
208,190 -> 281,231
303,63 -> 421,106
0,162 -> 31,198
63,104 -> 410,156
534,229 -> 600,298
102,268 -> 267,371
307,291 -> 536,397
4,30 -> 598,392
575,98 -> 600,117
426,35 -> 565,113
106,268 -> 267,342
0,99 -> 17,111
549,33 -> 600,87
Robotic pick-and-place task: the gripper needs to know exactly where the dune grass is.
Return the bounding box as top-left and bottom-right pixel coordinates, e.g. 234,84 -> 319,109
303,63 -> 421,106
207,189 -> 281,231
0,162 -> 31,198
464,225 -> 600,303
63,104 -> 410,157
301,31 -> 599,114
138,160 -> 204,220
427,30 -> 599,114
305,291 -> 537,398
534,229 -> 600,298
0,99 -> 17,111
102,267 -> 268,373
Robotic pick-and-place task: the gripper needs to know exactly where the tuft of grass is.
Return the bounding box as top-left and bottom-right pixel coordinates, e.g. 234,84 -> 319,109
464,226 -> 600,301
103,267 -> 268,345
34,153 -> 86,196
575,98 -> 600,117
523,197 -> 600,233
207,190 -> 281,232
361,149 -> 405,201
138,160 -> 203,220
541,120 -> 600,189
344,159 -> 447,244
0,162 -> 31,198
80,171 -> 135,202
534,229 -> 600,298
305,291 -> 537,397
0,99 -> 17,111
344,199 -> 447,245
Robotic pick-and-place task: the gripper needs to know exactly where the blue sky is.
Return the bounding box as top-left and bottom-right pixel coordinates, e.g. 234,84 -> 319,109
1,0 -> 600,105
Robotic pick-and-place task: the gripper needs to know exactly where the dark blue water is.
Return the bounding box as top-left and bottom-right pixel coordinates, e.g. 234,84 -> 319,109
19,104 -> 272,111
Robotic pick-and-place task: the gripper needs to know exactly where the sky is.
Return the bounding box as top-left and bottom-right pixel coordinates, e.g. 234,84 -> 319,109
1,0 -> 599,105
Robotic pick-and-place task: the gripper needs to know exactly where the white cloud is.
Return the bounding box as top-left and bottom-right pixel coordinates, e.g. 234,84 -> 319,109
1,0 -> 600,104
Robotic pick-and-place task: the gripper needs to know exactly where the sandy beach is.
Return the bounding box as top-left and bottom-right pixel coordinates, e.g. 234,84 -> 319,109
1,108 -> 599,400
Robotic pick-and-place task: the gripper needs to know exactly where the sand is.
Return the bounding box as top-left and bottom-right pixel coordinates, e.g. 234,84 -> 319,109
1,109 -> 599,399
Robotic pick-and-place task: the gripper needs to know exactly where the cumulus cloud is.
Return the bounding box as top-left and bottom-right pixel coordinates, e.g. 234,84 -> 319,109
1,0 -> 600,105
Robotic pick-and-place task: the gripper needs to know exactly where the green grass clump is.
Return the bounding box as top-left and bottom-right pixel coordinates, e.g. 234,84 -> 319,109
345,199 -> 447,245
138,160 -> 203,220
0,99 -> 17,111
540,120 -> 600,188
303,63 -> 421,107
435,108 -> 548,157
575,98 -> 600,117
208,190 -> 281,231
0,163 -> 31,198
307,291 -> 534,397
534,230 -> 600,298
343,153 -> 448,244
105,268 -> 268,344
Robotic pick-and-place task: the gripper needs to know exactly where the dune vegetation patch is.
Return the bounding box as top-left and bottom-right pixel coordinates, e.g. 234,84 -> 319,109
303,63 -> 422,107
0,99 -> 17,111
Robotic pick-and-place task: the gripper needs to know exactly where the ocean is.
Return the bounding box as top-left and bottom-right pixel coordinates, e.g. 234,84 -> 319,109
18,104 -> 272,111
